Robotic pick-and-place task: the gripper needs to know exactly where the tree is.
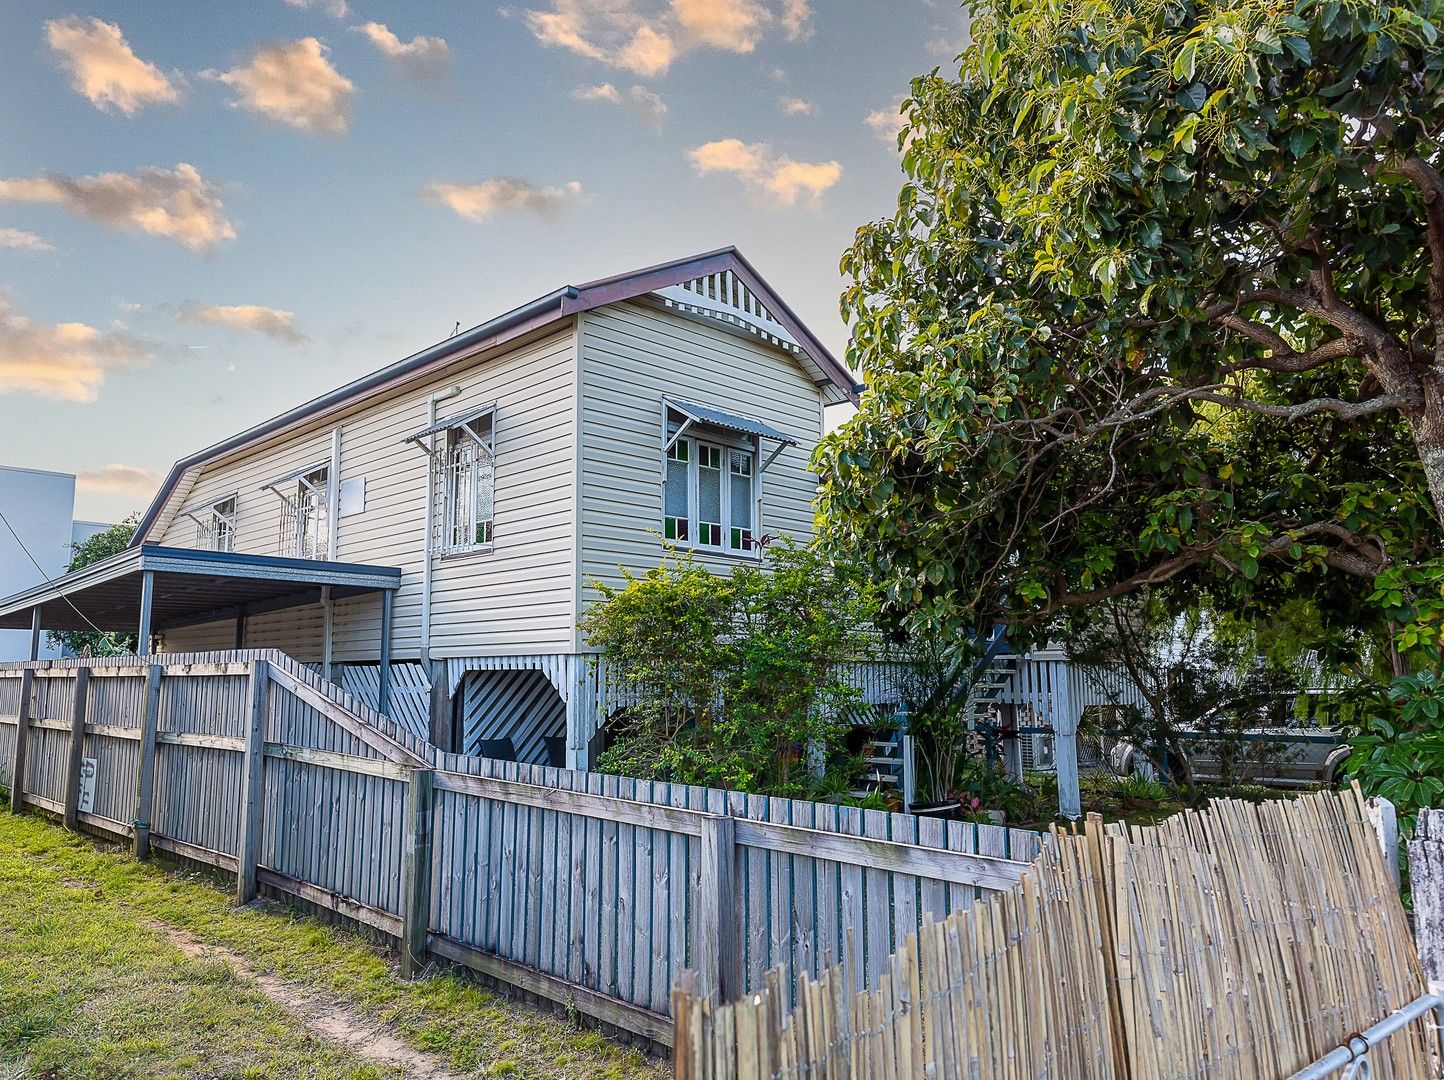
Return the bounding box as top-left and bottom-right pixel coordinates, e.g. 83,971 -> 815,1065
578,542 -> 877,795
48,514 -> 139,657
1067,593 -> 1305,791
816,0 -> 1444,671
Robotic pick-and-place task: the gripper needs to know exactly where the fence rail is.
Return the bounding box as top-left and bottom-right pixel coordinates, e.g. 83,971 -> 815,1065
0,649 -> 1039,1046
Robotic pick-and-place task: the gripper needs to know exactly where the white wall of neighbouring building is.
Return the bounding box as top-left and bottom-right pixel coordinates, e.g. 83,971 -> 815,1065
0,466 -> 108,661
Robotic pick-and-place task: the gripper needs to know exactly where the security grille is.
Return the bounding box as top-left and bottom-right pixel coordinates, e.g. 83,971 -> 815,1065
195,498 -> 236,553
279,471 -> 328,559
436,420 -> 494,551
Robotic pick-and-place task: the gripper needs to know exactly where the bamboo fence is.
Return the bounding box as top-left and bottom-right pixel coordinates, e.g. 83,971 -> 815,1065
672,786 -> 1432,1079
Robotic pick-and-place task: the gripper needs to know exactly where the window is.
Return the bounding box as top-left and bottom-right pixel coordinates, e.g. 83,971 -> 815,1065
663,439 -> 690,542
662,430 -> 757,555
196,497 -> 236,553
280,467 -> 328,559
438,412 -> 494,552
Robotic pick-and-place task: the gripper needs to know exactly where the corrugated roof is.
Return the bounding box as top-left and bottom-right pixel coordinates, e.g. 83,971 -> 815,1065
668,399 -> 798,446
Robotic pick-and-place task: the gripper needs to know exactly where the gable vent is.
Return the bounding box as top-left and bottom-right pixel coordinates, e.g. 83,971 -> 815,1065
655,269 -> 803,355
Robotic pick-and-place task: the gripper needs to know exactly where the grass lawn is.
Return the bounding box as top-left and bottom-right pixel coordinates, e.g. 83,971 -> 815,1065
0,809 -> 666,1079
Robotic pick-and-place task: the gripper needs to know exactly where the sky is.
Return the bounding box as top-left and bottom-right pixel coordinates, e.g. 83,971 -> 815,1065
0,0 -> 968,524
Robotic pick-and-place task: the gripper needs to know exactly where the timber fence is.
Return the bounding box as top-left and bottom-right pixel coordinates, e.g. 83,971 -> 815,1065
0,650 -> 1040,1047
672,786 -> 1434,1079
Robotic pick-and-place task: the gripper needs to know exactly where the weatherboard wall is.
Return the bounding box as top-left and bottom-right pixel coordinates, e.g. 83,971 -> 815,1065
574,300 -> 824,647
156,326 -> 579,660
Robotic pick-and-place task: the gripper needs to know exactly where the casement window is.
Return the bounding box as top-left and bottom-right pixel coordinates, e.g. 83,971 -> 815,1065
401,402 -> 497,556
662,399 -> 798,557
663,432 -> 759,556
438,411 -> 495,553
195,496 -> 237,553
664,432 -> 757,553
272,466 -> 328,560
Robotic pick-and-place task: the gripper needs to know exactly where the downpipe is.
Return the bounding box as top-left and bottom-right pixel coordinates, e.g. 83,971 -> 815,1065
1287,992 -> 1444,1079
420,384 -> 462,670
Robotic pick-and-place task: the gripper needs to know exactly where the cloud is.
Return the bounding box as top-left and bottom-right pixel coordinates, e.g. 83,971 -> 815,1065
671,0 -> 768,51
866,98 -> 911,145
688,138 -> 840,203
45,16 -> 181,115
208,38 -> 354,135
178,304 -> 307,344
283,0 -> 353,18
780,0 -> 813,40
571,81 -> 622,103
76,464 -> 160,496
522,0 -> 804,77
0,229 -> 53,253
780,95 -> 813,115
355,22 -> 451,84
0,164 -> 236,254
0,298 -> 154,402
427,178 -> 583,221
570,82 -> 667,129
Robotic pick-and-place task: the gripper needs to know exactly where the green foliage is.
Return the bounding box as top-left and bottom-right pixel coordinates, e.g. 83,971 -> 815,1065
1347,671 -> 1444,826
1069,594 -> 1305,790
816,0 -> 1444,667
893,639 -> 984,802
953,758 -> 1041,820
47,513 -> 139,657
578,542 -> 877,796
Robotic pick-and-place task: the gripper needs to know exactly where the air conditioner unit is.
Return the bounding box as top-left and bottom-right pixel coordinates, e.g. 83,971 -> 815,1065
1020,731 -> 1056,773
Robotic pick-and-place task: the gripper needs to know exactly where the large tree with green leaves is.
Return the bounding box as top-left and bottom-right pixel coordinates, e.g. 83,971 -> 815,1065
817,0 -> 1444,673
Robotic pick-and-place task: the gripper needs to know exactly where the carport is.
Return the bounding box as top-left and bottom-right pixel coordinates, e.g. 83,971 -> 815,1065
0,544 -> 403,709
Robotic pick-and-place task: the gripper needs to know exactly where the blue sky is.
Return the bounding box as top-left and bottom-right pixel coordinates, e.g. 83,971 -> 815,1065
0,0 -> 966,523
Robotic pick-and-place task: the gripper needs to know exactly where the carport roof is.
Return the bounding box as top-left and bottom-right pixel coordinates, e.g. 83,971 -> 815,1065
0,545 -> 401,633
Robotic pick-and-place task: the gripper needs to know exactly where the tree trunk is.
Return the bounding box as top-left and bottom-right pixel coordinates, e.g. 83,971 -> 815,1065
1413,369 -> 1444,528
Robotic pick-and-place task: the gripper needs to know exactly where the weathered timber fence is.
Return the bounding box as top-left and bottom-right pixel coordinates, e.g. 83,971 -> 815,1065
0,650 -> 1039,1046
674,787 -> 1433,1080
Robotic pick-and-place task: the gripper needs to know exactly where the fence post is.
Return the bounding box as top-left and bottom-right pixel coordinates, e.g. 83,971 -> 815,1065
400,766 -> 434,977
7,666 -> 35,813
1409,809 -> 1444,988
236,660 -> 270,903
62,667 -> 91,830
1408,808 -> 1444,1065
133,664 -> 163,860
698,813 -> 740,1001
1367,796 -> 1401,891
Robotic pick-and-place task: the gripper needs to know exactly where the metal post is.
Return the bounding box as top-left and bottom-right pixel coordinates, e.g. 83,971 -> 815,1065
321,585 -> 334,683
137,570 -> 155,655
1053,664 -> 1082,820
27,606 -> 41,661
896,702 -> 915,810
377,588 -> 394,716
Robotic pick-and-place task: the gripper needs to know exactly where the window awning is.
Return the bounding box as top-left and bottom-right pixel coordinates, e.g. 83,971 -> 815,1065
0,545 -> 401,633
665,399 -> 798,447
264,461 -> 329,490
402,402 -> 496,447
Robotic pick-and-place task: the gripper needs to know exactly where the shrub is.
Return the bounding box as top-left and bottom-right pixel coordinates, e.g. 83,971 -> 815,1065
579,541 -> 877,796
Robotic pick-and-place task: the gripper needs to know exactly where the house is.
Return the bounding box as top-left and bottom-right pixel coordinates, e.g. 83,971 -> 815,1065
0,249 -> 857,768
0,465 -> 108,662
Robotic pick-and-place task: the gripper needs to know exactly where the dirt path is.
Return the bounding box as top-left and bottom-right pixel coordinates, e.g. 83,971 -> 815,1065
147,920 -> 466,1080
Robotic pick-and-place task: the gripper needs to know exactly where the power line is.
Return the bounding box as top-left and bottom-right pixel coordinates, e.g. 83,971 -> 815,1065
0,508 -> 125,655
